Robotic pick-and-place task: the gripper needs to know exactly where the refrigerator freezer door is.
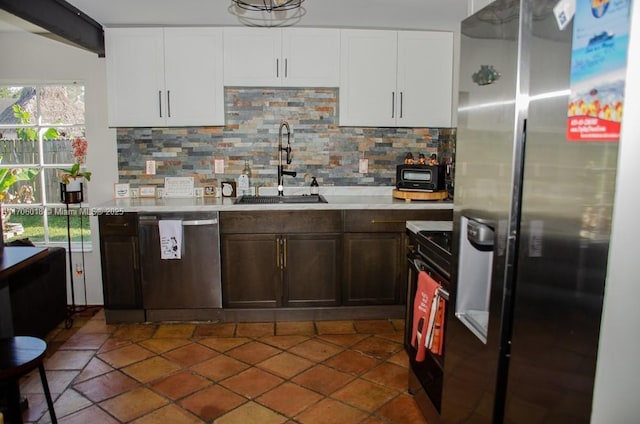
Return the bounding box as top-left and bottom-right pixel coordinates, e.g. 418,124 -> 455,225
443,0 -> 522,421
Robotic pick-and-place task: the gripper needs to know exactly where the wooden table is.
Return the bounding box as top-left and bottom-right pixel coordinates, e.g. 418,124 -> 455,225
0,247 -> 49,338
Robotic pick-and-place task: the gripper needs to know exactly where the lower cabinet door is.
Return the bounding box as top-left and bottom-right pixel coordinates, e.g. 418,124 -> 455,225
284,234 -> 342,307
221,234 -> 280,308
343,233 -> 403,305
221,233 -> 341,308
101,235 -> 141,308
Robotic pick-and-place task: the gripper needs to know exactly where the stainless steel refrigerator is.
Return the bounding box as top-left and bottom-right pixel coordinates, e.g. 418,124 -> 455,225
443,0 -> 622,422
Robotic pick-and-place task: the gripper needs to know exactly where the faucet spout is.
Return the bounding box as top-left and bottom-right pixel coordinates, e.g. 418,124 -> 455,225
277,120 -> 295,196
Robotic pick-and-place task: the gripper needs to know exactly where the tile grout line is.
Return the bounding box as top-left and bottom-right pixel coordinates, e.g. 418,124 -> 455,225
26,315 -> 417,423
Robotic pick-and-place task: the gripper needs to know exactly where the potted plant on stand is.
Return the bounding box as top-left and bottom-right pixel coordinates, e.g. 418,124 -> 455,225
59,137 -> 91,204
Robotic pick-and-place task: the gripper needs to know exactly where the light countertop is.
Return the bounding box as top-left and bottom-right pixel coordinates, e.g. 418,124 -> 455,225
96,187 -> 453,213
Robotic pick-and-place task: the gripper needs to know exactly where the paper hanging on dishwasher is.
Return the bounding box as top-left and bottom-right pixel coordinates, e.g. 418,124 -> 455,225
159,220 -> 183,259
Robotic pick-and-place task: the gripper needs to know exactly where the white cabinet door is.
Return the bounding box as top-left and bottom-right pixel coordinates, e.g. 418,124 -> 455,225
339,30 -> 397,127
397,31 -> 453,127
106,27 -> 224,127
339,29 -> 454,128
164,28 -> 224,126
282,28 -> 340,87
106,28 -> 165,127
224,27 -> 340,87
223,28 -> 281,86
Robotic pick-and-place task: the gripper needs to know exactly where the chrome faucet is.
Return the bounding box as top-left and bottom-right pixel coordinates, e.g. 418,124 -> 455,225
277,120 -> 296,196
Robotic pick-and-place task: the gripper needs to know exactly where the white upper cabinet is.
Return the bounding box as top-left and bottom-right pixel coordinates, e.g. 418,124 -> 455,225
282,28 -> 340,87
223,28 -> 340,87
163,28 -> 224,126
397,31 -> 454,128
339,30 -> 397,127
106,27 -> 224,127
339,29 -> 454,128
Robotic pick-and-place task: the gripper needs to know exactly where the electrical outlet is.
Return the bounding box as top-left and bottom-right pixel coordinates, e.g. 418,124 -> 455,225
214,159 -> 225,174
145,160 -> 156,175
359,158 -> 369,173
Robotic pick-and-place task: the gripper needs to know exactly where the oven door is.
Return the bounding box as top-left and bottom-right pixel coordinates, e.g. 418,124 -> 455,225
405,252 -> 449,421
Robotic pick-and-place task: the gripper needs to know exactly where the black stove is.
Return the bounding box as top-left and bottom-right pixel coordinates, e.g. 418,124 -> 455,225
415,230 -> 453,278
405,228 -> 453,419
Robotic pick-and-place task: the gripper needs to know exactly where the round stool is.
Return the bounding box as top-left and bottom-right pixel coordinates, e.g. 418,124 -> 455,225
0,337 -> 56,424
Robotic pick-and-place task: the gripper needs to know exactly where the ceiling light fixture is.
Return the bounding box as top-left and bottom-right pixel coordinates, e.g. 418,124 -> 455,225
229,0 -> 306,27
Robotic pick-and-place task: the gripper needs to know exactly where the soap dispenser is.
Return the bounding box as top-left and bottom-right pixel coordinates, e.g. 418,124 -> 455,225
310,176 -> 319,195
238,160 -> 251,195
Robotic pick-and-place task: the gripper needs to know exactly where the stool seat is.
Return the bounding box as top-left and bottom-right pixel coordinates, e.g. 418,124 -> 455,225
0,337 -> 47,379
0,336 -> 56,424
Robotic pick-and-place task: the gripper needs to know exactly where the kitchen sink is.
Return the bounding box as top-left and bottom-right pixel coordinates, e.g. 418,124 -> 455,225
234,195 -> 328,204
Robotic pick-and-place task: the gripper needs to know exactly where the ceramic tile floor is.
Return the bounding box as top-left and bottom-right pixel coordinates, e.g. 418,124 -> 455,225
13,308 -> 428,423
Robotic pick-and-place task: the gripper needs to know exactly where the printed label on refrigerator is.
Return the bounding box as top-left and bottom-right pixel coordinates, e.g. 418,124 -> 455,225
567,0 -> 631,142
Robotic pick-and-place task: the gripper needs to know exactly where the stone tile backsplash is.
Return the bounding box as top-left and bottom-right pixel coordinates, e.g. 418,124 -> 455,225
117,87 -> 455,189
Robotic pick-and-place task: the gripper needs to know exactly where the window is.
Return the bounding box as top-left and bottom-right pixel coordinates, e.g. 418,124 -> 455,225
0,84 -> 90,248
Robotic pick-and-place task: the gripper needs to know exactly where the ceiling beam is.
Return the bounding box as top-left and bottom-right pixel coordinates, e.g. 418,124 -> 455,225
0,0 -> 104,57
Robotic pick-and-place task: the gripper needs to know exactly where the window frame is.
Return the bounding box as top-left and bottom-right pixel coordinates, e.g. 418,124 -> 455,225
0,82 -> 91,251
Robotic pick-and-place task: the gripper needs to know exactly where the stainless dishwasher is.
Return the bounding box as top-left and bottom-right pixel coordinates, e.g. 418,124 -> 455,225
138,212 -> 222,321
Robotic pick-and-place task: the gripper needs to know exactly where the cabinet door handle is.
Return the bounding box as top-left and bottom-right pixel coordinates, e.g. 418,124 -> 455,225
105,222 -> 129,228
275,237 -> 287,269
283,238 -> 287,269
276,58 -> 279,78
371,219 -> 406,224
400,92 -> 403,118
277,238 -> 286,269
132,239 -> 139,271
391,92 -> 395,118
158,90 -> 162,117
167,90 -> 171,118
285,58 -> 288,78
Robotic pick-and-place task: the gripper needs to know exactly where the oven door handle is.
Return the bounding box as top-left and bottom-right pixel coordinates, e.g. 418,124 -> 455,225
413,258 -> 450,301
413,258 -> 429,272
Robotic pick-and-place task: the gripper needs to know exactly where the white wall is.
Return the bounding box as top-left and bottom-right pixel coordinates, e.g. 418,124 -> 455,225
0,32 -> 117,305
591,0 -> 640,422
468,0 -> 494,14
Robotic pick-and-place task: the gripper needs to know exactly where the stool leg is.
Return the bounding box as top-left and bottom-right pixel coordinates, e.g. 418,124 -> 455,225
37,364 -> 57,424
6,379 -> 23,424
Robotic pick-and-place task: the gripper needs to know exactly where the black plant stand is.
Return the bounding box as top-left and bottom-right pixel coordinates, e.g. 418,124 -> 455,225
60,183 -> 88,328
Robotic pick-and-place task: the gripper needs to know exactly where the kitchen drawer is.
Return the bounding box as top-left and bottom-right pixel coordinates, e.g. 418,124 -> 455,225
99,213 -> 138,236
344,209 -> 452,233
220,211 -> 342,234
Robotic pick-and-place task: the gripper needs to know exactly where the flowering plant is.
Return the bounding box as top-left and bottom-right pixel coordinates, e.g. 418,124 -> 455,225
58,137 -> 92,184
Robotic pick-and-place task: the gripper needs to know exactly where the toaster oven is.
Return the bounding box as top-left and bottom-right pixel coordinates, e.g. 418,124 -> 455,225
396,165 -> 446,192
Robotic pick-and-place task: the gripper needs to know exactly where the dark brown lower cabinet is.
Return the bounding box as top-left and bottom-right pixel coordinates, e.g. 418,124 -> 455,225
284,233 -> 341,307
221,234 -> 280,308
342,209 -> 453,305
343,232 -> 403,305
220,211 -> 342,308
97,208 -> 453,320
99,213 -> 144,322
221,233 -> 341,308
